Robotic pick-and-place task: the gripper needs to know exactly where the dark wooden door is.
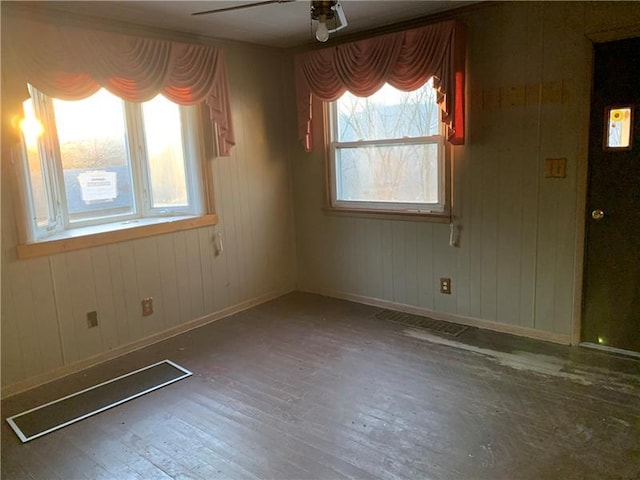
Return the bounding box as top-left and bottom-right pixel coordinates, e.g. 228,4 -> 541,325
581,37 -> 640,352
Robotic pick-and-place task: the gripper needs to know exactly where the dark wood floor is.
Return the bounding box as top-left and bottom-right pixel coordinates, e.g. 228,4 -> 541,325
2,292 -> 639,480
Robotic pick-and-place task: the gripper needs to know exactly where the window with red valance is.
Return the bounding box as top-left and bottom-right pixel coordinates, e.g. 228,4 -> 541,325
3,17 -> 235,156
294,20 -> 466,152
2,16 -> 234,255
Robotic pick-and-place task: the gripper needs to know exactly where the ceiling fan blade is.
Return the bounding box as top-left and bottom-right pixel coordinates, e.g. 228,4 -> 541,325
192,0 -> 293,16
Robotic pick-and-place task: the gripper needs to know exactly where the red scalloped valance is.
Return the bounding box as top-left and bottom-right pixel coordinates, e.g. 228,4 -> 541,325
3,18 -> 235,156
295,20 -> 466,152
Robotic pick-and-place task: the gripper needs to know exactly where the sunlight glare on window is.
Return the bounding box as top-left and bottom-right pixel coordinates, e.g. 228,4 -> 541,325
141,95 -> 188,208
52,89 -> 134,222
20,98 -> 43,148
21,98 -> 49,227
53,90 -> 126,151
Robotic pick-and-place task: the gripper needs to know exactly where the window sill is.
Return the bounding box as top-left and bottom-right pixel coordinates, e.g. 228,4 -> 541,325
322,207 -> 451,223
17,214 -> 218,260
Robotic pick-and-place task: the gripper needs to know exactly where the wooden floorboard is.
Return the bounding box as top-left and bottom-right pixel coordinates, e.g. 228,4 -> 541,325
2,292 -> 639,479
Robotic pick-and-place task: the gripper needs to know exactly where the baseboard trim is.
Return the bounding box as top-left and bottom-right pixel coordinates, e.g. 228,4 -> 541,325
305,288 -> 572,346
1,288 -> 293,399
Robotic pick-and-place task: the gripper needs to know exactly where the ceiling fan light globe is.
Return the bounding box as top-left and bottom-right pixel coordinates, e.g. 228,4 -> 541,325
315,21 -> 330,42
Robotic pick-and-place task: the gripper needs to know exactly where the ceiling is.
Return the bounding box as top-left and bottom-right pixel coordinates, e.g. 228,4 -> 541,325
28,1 -> 480,49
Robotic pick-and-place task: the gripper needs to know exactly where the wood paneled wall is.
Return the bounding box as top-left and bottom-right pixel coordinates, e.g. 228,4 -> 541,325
2,1 -> 638,395
289,2 -> 640,342
1,42 -> 297,393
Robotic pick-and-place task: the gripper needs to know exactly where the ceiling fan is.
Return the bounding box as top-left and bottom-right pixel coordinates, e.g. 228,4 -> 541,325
191,0 -> 348,43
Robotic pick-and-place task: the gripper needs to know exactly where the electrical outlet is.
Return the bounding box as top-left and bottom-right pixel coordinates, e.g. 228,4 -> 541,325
440,278 -> 452,295
87,311 -> 98,328
142,297 -> 154,316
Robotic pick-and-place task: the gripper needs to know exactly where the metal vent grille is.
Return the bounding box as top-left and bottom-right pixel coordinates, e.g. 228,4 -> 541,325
376,309 -> 469,337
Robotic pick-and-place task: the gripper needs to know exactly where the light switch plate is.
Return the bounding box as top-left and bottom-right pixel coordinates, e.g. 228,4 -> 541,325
545,158 -> 567,178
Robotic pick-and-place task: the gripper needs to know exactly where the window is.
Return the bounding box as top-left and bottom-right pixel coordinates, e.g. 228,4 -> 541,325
605,106 -> 633,150
328,78 -> 447,215
17,86 -> 207,244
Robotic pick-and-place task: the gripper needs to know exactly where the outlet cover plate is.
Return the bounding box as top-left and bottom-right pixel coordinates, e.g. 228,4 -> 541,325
440,278 -> 452,295
142,298 -> 154,316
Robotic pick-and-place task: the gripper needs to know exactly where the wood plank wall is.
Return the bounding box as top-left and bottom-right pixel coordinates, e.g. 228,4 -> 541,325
289,2 -> 640,342
2,1 -> 638,394
1,42 -> 297,392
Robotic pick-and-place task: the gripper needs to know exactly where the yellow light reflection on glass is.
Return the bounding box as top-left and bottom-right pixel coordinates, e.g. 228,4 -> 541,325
606,107 -> 632,149
20,99 -> 44,148
141,94 -> 188,208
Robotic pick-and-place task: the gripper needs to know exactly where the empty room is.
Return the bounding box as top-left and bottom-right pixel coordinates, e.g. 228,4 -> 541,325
1,1 -> 639,478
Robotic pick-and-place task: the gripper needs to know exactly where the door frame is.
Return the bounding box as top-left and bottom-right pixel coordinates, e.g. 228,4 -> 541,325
571,26 -> 640,345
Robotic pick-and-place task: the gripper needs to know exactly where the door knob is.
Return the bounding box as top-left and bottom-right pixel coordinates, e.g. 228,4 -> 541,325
591,209 -> 605,220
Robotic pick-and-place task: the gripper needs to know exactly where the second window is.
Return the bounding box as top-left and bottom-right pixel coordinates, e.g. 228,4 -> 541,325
329,78 -> 447,215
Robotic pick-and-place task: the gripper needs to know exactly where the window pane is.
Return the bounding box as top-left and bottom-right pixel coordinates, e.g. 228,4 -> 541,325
336,144 -> 439,204
52,89 -> 134,223
141,95 -> 188,208
21,98 -> 50,227
606,107 -> 632,148
336,79 -> 440,142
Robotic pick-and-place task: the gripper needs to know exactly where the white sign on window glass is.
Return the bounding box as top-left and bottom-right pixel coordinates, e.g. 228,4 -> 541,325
78,171 -> 117,203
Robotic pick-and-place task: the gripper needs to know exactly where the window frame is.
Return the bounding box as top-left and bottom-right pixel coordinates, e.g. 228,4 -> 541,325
325,83 -> 451,220
13,86 -> 217,258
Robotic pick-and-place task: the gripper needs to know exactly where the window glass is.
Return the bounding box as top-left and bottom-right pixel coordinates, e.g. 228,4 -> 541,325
606,107 -> 632,149
141,95 -> 189,208
52,89 -> 134,223
331,79 -> 445,213
336,143 -> 439,203
336,80 -> 440,142
21,98 -> 50,227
